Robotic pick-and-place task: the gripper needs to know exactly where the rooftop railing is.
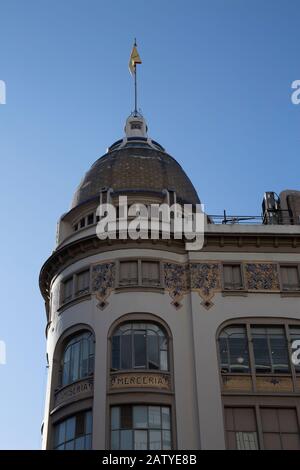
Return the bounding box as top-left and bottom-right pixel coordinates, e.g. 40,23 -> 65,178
208,210 -> 299,225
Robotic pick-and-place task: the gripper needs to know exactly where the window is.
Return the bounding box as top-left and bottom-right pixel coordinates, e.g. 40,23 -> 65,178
118,260 -> 161,287
280,265 -> 300,291
111,405 -> 171,450
225,408 -> 259,450
223,264 -> 243,290
111,322 -> 168,371
119,261 -> 138,286
80,218 -> 85,229
75,270 -> 90,296
261,408 -> 300,450
87,213 -> 94,225
218,322 -> 300,377
54,410 -> 92,450
142,261 -> 160,286
218,326 -> 249,373
131,121 -> 142,130
61,332 -> 94,387
62,277 -> 73,304
252,326 -> 289,374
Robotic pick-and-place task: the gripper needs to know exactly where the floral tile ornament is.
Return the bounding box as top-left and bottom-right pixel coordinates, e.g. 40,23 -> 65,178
92,262 -> 116,309
163,262 -> 190,308
245,263 -> 280,291
190,263 -> 222,302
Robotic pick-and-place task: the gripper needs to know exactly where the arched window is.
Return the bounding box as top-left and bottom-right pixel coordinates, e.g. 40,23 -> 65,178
218,322 -> 300,375
111,322 -> 168,371
61,331 -> 95,387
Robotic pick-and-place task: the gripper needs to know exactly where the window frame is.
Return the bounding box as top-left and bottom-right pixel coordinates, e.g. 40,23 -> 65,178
60,267 -> 91,306
222,262 -> 245,291
111,321 -> 169,372
53,409 -> 93,450
60,331 -> 95,387
116,259 -> 163,289
218,319 -> 300,381
279,263 -> 300,292
110,405 -> 172,450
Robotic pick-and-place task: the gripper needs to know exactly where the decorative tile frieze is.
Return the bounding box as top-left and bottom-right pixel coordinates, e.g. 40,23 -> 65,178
81,259 -> 281,312
190,262 -> 222,302
244,263 -> 280,291
163,262 -> 189,308
92,262 -> 116,309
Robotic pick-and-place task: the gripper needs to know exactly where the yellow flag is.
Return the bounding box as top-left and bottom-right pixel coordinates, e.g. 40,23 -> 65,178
129,45 -> 142,75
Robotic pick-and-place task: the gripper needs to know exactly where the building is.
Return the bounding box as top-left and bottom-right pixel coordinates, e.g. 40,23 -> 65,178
40,111 -> 300,450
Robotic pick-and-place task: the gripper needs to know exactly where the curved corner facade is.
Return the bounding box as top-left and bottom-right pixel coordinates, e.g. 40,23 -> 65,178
40,120 -> 300,450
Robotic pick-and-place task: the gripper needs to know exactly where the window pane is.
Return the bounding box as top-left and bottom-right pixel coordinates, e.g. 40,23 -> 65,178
121,334 -> 132,369
219,337 -> 229,372
253,337 -> 271,373
236,432 -> 259,450
56,421 -> 66,447
162,430 -> 172,450
80,339 -> 89,378
75,412 -> 85,437
133,406 -> 148,428
111,430 -> 119,450
270,337 -> 289,373
62,347 -> 71,386
134,430 -> 147,450
160,350 -> 168,371
142,261 -> 160,286
120,261 -> 138,285
76,270 -> 90,294
65,417 -> 76,441
75,437 -> 85,450
281,266 -> 300,290
120,430 -> 133,450
220,327 -> 249,373
85,434 -> 92,450
111,336 -> 120,370
162,407 -> 171,430
111,407 -> 120,430
148,333 -> 159,369
71,342 -> 80,382
228,336 -> 249,373
121,405 -> 132,429
252,327 -> 289,374
149,430 -> 161,450
134,331 -> 147,368
63,278 -> 73,302
223,265 -> 242,289
149,406 -> 161,429
85,411 -> 93,435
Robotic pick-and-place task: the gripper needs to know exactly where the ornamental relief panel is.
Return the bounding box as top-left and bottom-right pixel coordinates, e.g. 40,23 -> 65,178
91,262 -> 116,309
90,260 -> 280,311
244,263 -> 280,291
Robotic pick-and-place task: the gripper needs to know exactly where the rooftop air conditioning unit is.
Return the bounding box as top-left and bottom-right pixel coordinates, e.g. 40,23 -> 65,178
262,192 -> 280,224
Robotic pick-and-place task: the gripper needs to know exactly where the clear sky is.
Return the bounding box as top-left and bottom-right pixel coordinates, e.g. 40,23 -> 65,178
0,0 -> 299,449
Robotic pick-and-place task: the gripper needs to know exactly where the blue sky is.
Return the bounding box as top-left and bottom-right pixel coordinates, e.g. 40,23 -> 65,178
0,0 -> 299,449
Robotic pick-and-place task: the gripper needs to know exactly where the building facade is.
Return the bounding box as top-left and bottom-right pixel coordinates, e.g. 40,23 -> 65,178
40,113 -> 300,450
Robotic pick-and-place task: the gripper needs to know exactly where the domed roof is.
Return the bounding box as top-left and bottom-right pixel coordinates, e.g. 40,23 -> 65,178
71,114 -> 200,208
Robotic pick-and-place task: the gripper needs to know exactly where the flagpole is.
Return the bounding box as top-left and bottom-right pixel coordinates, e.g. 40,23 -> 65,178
134,64 -> 137,115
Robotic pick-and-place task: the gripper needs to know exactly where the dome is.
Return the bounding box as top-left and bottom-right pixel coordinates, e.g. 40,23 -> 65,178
71,114 -> 200,208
